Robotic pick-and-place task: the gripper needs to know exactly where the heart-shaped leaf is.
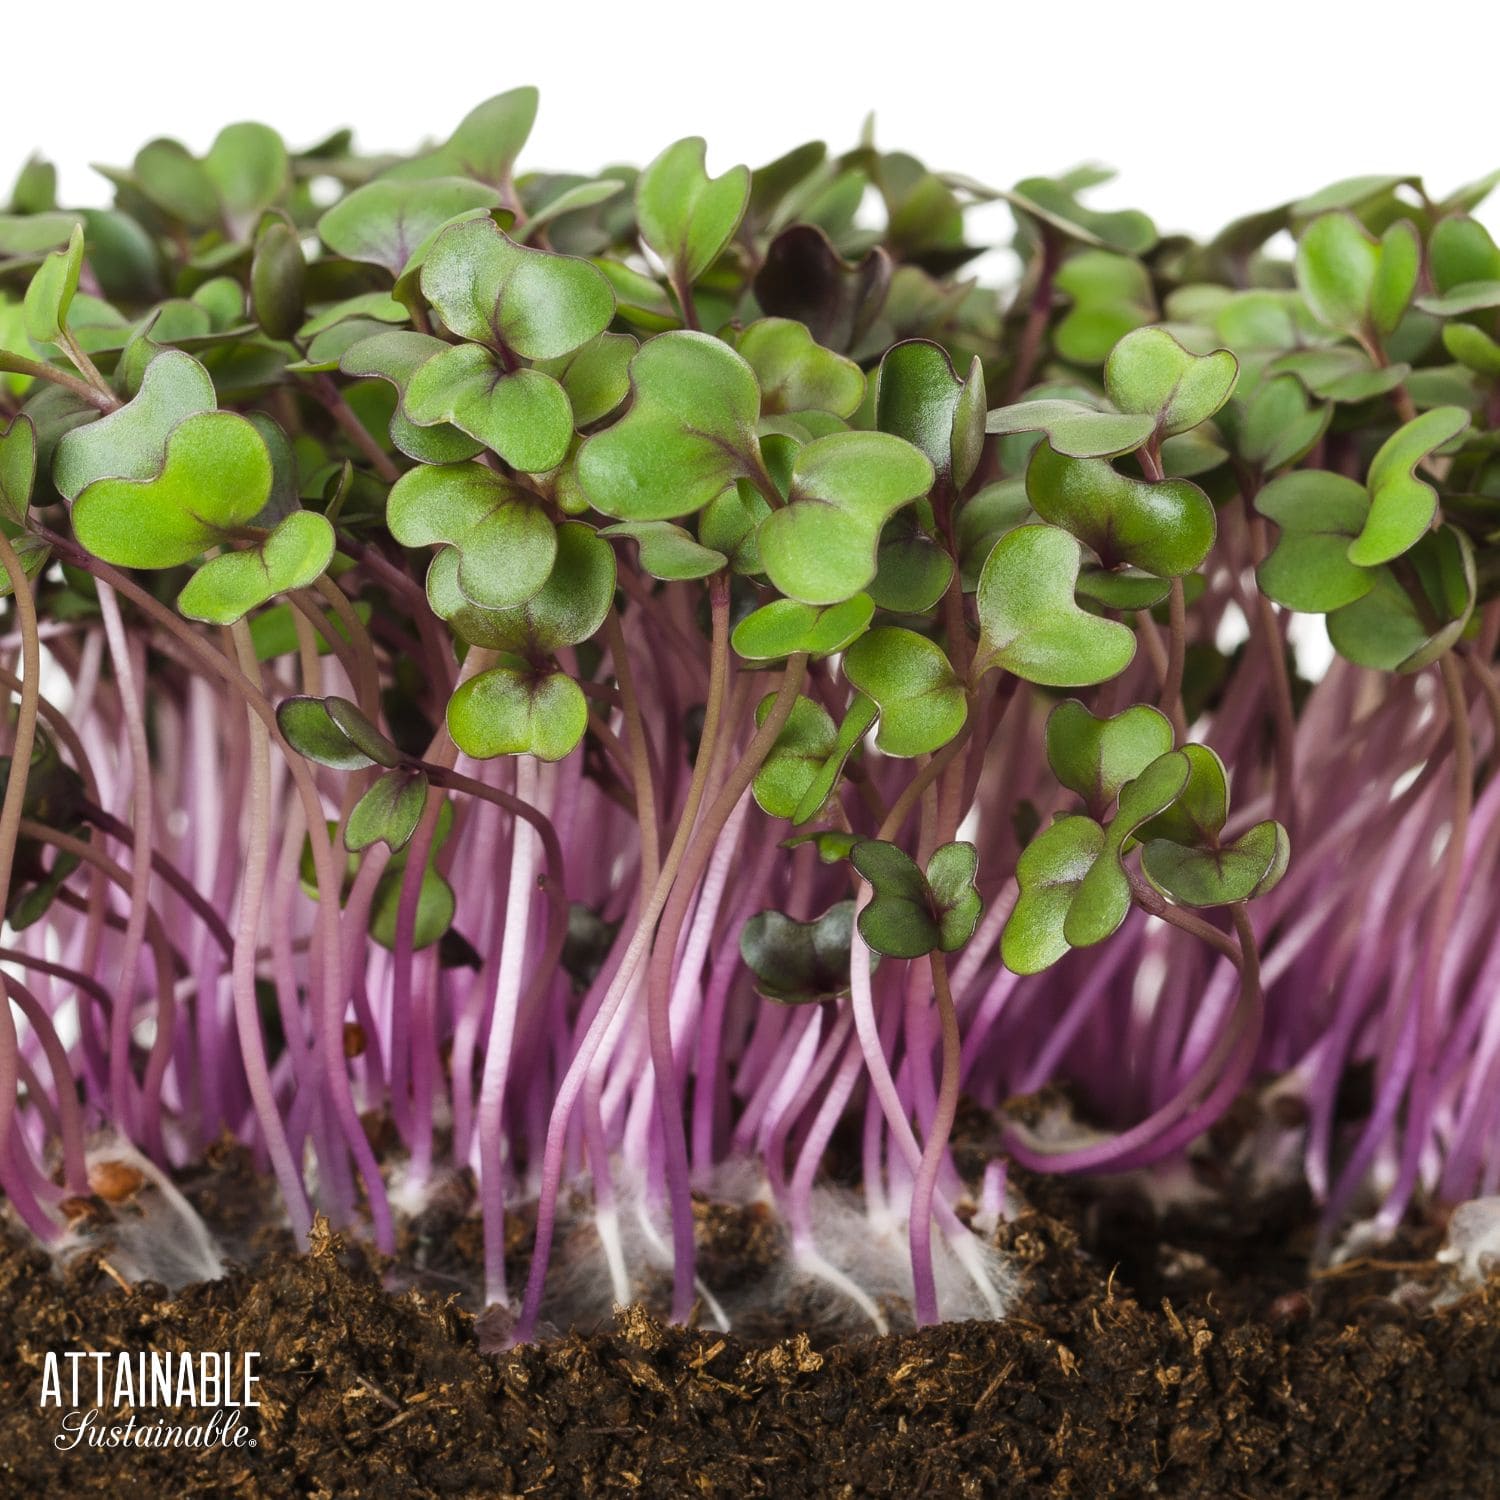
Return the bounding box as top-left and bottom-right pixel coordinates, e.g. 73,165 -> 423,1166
1025,440 -> 1216,578
874,338 -> 986,488
699,482 -> 771,574
1255,470 -> 1373,612
975,524 -> 1137,686
757,431 -> 934,604
1001,815 -> 1106,975
1054,250 -> 1156,365
446,663 -> 587,761
790,695 -> 878,824
1141,820 -> 1289,907
752,695 -> 837,819
338,330 -> 483,465
386,461 -> 556,610
599,521 -> 726,580
317,177 -> 503,276
1103,327 -> 1238,439
427,520 -> 615,654
1327,525 -> 1475,673
176,511 -> 334,625
732,594 -> 874,662
842,626 -> 966,757
419,216 -> 614,359
578,331 -> 764,521
1133,742 -> 1229,847
869,517 -> 956,613
403,342 -> 573,473
346,769 -> 430,854
1348,406 -> 1467,568
636,137 -> 749,286
424,88 -> 538,187
204,122 -> 288,226
1295,212 -> 1420,340
737,317 -> 864,418
72,411 -> 272,568
0,414 -> 36,528
985,398 -> 1154,459
1046,699 -> 1175,819
23,222 -> 84,343
739,900 -> 863,1004
1222,373 -> 1332,473
53,349 -> 217,499
1064,751 -> 1191,949
277,695 -> 401,771
852,839 -> 981,958
1004,176 -> 1157,255
535,332 -> 636,426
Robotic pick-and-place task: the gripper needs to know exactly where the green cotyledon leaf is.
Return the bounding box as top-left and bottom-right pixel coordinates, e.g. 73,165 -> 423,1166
1001,815 -> 1107,975
53,349 -> 217,500
874,338 -> 986,488
1062,750 -> 1191,949
419,215 -> 615,359
731,594 -> 874,661
386,461 -> 556,611
23,222 -> 84,344
1103,326 -> 1238,439
852,839 -> 982,958
403,342 -> 574,473
577,331 -> 765,521
1295,212 -> 1420,340
1347,406 -> 1467,568
752,695 -> 836,820
427,520 -> 614,654
975,524 -> 1136,686
1141,820 -> 1289,907
0,414 -> 37,528
176,511 -> 335,625
446,663 -> 587,761
599,521 -> 726,580
737,317 -> 864,418
1255,470 -> 1373,613
842,626 -> 965,758
757,431 -> 934,604
71,410 -> 272,568
277,695 -> 401,771
316,176 -> 502,276
1045,699 -> 1176,820
636,136 -> 749,286
345,769 -> 430,854
985,398 -> 1154,459
1025,440 -> 1216,578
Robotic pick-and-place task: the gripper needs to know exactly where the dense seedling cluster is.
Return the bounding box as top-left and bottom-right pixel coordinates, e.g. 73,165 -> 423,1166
1,93 -> 1497,1335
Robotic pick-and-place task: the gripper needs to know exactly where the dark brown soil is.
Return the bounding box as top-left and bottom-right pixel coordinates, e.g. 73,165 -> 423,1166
2,1130 -> 1498,1498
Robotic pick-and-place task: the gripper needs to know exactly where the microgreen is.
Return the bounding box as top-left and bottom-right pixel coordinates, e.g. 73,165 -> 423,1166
3,93 -> 1491,1351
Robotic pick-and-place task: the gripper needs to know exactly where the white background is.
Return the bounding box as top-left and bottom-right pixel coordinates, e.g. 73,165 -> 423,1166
6,0 -> 1499,251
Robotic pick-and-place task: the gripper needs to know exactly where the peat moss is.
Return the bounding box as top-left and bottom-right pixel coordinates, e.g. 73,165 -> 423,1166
0,1148 -> 1497,1498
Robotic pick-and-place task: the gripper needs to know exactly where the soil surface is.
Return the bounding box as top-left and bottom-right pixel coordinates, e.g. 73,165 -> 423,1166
1,1125 -> 1498,1498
